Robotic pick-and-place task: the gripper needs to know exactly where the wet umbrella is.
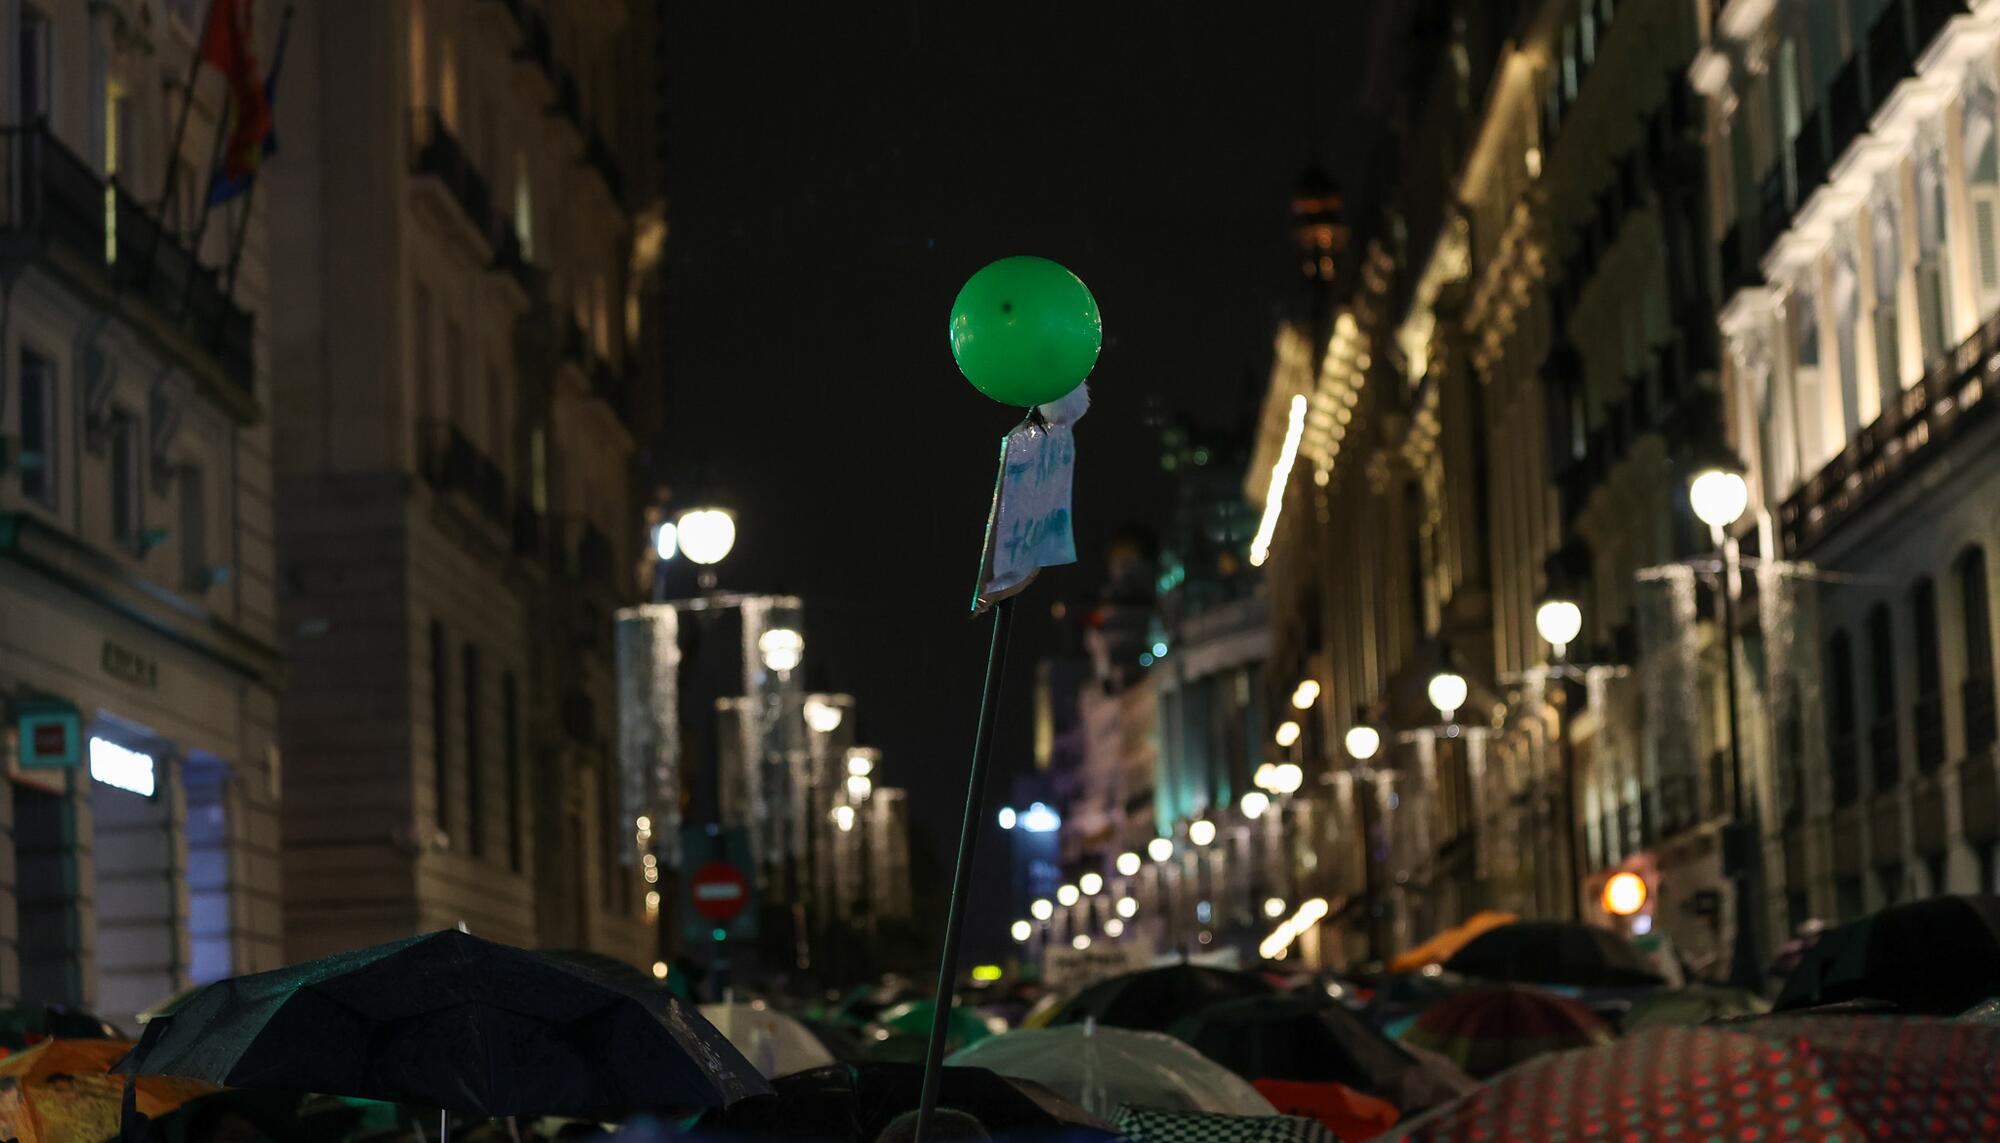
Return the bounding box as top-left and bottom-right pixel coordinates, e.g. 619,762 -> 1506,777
1621,984 -> 1769,1030
875,1000 -> 996,1049
1397,1017 -> 2000,1141
119,929 -> 770,1119
0,1039 -> 215,1143
701,1004 -> 836,1078
1051,963 -> 1274,1032
1442,920 -> 1665,988
0,1006 -> 123,1050
1168,994 -> 1471,1112
948,1024 -> 1276,1117
693,1061 -> 1116,1141
1389,911 -> 1520,974
1774,894 -> 2000,1016
1398,984 -> 1611,1079
799,1017 -> 870,1062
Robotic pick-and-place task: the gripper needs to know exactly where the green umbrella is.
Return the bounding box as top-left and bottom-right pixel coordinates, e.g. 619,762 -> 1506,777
876,1000 -> 995,1050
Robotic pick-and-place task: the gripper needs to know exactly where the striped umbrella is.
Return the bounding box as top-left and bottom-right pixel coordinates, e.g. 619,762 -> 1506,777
1396,1017 -> 2000,1142
1398,984 -> 1610,1079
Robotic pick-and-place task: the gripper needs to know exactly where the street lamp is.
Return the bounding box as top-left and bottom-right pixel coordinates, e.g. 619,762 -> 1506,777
832,804 -> 856,832
1535,598 -> 1584,660
805,697 -> 845,733
1268,763 -> 1303,796
1343,724 -> 1381,762
1264,896 -> 1288,919
1147,836 -> 1174,863
997,807 -> 1017,830
1071,934 -> 1091,951
1103,917 -> 1125,938
1291,679 -> 1321,710
1274,720 -> 1302,748
1079,872 -> 1104,897
1115,895 -> 1138,918
846,774 -> 873,801
846,749 -> 877,777
1030,898 -> 1054,921
1427,670 -> 1468,723
1011,920 -> 1032,942
1188,819 -> 1217,847
676,507 -> 737,566
1240,790 -> 1271,819
1056,883 -> 1081,907
1116,851 -> 1142,877
1345,708 -> 1386,963
1689,457 -> 1761,988
759,627 -> 805,674
1602,871 -> 1649,917
653,518 -> 679,561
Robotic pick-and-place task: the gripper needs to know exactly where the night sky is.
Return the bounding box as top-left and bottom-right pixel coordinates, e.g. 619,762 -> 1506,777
660,3 -> 1389,951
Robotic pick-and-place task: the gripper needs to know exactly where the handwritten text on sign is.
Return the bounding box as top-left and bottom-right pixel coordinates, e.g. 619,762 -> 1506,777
974,418 -> 1078,610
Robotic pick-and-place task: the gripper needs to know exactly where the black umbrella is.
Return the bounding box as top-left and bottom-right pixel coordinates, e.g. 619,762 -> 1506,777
1442,921 -> 1664,988
1774,894 -> 2000,1016
0,1004 -> 122,1050
693,1061 -> 1115,1141
1050,964 -> 1273,1032
118,929 -> 770,1119
1167,994 -> 1472,1113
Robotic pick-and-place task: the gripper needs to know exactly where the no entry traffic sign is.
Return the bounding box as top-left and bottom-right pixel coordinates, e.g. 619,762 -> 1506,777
690,861 -> 749,924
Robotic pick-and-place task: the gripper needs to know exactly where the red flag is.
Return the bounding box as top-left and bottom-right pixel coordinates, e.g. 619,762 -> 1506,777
199,0 -> 272,182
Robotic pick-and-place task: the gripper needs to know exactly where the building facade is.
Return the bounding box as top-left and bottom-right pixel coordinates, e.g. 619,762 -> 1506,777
268,0 -> 657,965
1700,0 -> 2000,930
0,0 -> 285,1025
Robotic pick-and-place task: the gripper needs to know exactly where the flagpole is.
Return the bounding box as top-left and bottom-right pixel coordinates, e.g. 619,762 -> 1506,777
220,4 -> 292,302
178,105 -> 232,317
147,5 -> 213,284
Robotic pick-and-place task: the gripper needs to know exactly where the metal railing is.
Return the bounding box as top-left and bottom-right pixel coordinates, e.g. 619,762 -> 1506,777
417,418 -> 512,532
409,110 -> 494,243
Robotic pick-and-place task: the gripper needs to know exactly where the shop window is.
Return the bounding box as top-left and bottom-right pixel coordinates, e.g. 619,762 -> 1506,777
430,620 -> 450,836
111,414 -> 143,550
18,347 -> 56,509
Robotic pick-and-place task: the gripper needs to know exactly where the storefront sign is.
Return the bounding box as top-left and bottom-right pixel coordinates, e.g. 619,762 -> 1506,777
14,698 -> 80,770
102,641 -> 159,689
88,736 -> 156,797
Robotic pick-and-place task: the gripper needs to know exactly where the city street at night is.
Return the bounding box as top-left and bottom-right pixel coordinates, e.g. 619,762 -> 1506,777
5,0 -> 2000,1140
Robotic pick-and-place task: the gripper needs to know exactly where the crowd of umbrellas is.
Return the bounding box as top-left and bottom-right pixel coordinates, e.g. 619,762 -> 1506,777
6,893 -> 2000,1140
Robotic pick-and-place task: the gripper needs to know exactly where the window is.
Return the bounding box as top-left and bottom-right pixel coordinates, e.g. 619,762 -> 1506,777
430,620 -> 450,835
1778,40 -> 1803,203
1914,577 -> 1946,771
1580,12 -> 1596,66
1562,25 -> 1579,102
111,413 -> 142,550
180,465 -> 208,590
104,80 -> 131,265
1868,604 -> 1898,791
18,347 -> 56,508
503,671 -> 522,872
1966,74 -> 2000,306
1790,282 -> 1824,480
463,643 -> 482,857
1833,239 -> 1863,440
1915,138 -> 1953,361
1828,630 -> 1859,806
19,5 -> 51,122
1867,188 -> 1902,405
1961,547 -> 1996,755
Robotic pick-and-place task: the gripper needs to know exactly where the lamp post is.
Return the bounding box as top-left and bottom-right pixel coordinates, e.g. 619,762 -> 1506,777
1344,712 -> 1386,965
1535,597 -> 1587,921
676,506 -> 737,592
1689,462 -> 1763,990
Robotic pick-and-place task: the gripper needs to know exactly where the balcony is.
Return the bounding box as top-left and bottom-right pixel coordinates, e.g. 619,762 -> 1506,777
1778,301 -> 1997,555
549,514 -> 615,588
581,130 -> 625,205
417,419 -> 512,534
0,124 -> 256,415
1869,715 -> 1901,794
409,110 -> 494,251
490,219 -> 536,294
1915,692 -> 1947,772
1831,732 -> 1860,808
1968,676 -> 1998,757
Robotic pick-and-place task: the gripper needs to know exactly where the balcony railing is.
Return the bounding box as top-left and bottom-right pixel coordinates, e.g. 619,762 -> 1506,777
417,419 -> 512,532
0,124 -> 255,405
1779,301 -> 1996,554
1831,732 -> 1861,808
1869,715 -> 1901,794
1915,692 -> 1947,772
581,130 -> 625,204
409,110 -> 494,245
1968,676 -> 1998,757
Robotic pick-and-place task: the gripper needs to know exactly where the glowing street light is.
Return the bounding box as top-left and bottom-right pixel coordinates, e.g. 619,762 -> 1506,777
1030,898 -> 1054,921
832,804 -> 856,832
1602,871 -> 1649,917
1535,598 -> 1584,659
804,696 -> 845,733
676,507 -> 737,565
1072,934 -> 1092,950
1264,897 -> 1288,919
1079,872 -> 1104,896
845,774 -> 873,801
997,806 -> 1017,830
1344,723 -> 1381,762
1274,720 -> 1302,748
1254,762 -> 1278,791
758,627 -> 804,673
1268,763 -> 1304,795
1147,836 -> 1174,863
653,519 -> 678,561
1057,884 -> 1081,907
1115,896 -> 1138,918
1240,790 -> 1270,819
1291,679 -> 1321,709
846,748 -> 877,777
1103,918 -> 1125,938
1689,467 -> 1750,530
1116,851 -> 1142,877
1011,920 -> 1033,942
1188,819 -> 1217,847
1427,670 -> 1468,722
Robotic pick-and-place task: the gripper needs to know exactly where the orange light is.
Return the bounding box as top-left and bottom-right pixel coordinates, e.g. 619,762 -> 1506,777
1602,872 -> 1648,917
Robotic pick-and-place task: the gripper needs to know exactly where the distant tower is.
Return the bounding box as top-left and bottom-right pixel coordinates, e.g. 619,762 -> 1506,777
1291,163 -> 1349,286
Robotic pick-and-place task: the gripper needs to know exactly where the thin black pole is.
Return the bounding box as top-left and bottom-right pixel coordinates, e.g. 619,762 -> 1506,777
914,598 -> 1015,1141
1557,673 -> 1583,921
1720,537 -> 1764,990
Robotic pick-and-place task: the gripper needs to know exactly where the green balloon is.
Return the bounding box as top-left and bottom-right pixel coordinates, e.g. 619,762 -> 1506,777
949,256 -> 1102,407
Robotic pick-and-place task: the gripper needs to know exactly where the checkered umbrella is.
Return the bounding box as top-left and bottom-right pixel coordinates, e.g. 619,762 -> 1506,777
1398,984 -> 1610,1079
1395,1017 -> 2000,1142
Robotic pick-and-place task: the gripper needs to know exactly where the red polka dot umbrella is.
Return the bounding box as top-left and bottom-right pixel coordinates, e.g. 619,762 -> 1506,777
1396,1017 -> 2000,1142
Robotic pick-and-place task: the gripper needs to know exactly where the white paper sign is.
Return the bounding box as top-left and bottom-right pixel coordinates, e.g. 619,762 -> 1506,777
973,390 -> 1086,611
